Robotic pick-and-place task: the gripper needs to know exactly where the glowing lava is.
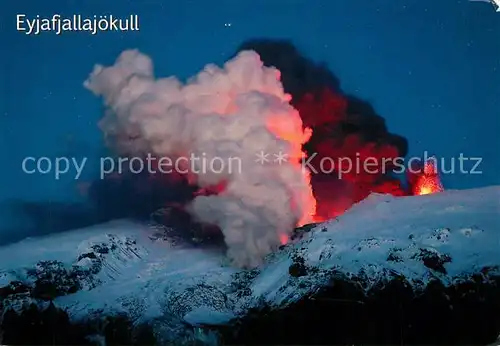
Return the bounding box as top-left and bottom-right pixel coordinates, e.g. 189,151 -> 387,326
412,159 -> 444,195
279,233 -> 289,245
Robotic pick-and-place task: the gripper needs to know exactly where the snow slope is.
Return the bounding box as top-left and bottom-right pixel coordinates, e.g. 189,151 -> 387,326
1,186 -> 499,337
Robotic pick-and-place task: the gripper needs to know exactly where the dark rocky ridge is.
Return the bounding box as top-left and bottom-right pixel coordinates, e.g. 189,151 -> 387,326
0,237 -> 136,305
1,303 -> 156,345
217,269 -> 500,345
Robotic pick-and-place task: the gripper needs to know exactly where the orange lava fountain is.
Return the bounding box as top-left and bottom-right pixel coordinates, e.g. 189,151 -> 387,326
412,159 -> 444,196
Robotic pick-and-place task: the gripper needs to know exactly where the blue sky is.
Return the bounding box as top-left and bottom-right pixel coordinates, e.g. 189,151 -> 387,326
0,0 -> 499,230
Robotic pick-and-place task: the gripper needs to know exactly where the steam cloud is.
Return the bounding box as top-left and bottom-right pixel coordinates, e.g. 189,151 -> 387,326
84,50 -> 316,268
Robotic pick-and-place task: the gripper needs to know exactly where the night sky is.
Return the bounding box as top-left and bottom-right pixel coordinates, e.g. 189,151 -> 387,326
0,0 -> 499,235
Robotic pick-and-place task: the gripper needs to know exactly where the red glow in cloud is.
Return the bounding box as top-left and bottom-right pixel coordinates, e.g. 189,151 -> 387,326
294,89 -> 410,219
293,89 -> 444,222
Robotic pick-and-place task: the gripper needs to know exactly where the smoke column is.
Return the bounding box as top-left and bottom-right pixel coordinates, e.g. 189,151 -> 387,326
84,50 -> 316,268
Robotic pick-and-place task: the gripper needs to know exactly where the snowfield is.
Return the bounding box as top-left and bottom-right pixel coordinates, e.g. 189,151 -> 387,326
0,186 -> 499,339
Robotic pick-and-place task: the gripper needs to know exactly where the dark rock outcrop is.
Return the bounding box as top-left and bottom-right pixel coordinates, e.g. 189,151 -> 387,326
0,303 -> 156,345
217,270 -> 500,345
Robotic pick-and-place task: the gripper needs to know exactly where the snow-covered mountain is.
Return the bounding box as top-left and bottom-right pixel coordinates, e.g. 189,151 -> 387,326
1,186 -> 499,344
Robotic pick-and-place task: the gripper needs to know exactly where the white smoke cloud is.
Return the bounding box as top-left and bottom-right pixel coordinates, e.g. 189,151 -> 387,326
84,49 -> 316,268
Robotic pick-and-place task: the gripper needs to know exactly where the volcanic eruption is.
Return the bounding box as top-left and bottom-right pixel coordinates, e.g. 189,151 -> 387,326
85,40 -> 443,267
407,158 -> 445,196
84,49 -> 316,268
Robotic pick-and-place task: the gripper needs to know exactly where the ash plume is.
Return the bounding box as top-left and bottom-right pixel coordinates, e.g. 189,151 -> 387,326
84,50 -> 316,268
